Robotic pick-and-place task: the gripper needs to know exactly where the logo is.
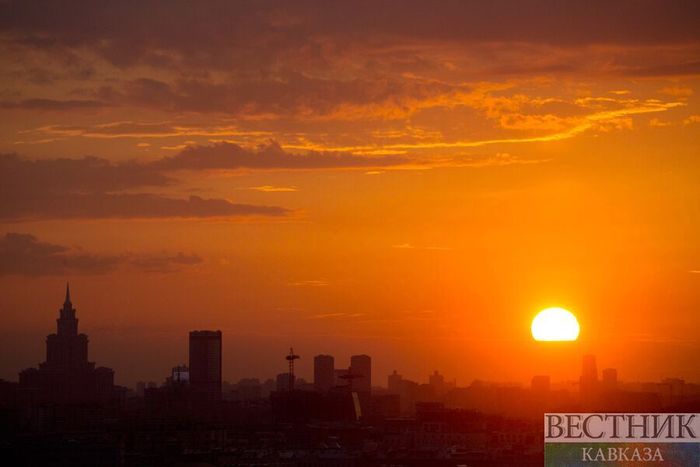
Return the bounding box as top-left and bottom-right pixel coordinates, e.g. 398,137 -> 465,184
544,413 -> 700,466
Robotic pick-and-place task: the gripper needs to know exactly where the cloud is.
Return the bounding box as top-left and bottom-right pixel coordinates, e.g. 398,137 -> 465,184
249,185 -> 298,192
154,141 -> 409,170
29,121 -> 265,139
0,152 -> 290,221
0,153 -> 170,194
391,243 -> 452,250
305,312 -> 366,320
98,75 -> 459,119
622,60 -> 700,77
0,232 -> 202,276
287,280 -> 329,287
0,193 -> 289,221
0,143 -> 551,222
127,252 -> 202,273
0,98 -> 107,110
0,232 -> 120,276
2,1 -> 698,68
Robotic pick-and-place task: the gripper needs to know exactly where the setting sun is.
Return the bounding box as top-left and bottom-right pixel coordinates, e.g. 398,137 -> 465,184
531,307 -> 580,342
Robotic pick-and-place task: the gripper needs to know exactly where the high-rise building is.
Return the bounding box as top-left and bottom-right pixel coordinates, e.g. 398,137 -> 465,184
314,354 -> 335,392
189,330 -> 222,401
18,284 -> 115,404
350,354 -> 371,393
580,354 -> 599,400
388,370 -> 402,394
429,370 -> 446,396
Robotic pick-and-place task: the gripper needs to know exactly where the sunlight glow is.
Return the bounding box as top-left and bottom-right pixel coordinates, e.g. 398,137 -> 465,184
531,307 -> 580,341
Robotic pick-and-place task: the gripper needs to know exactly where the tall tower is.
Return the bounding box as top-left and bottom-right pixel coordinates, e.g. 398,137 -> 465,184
350,354 -> 372,393
20,284 -> 114,405
580,354 -> 599,401
388,370 -> 402,394
57,283 -> 78,336
314,354 -> 335,392
189,330 -> 222,401
44,282 -> 89,369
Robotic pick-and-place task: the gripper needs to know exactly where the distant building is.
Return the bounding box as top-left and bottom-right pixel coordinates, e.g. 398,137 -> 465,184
580,354 -> 599,402
350,354 -> 371,393
18,284 -> 115,405
314,354 -> 335,392
171,365 -> 189,384
601,368 -> 618,392
276,372 -> 293,392
429,370 -> 446,396
188,330 -> 222,401
388,370 -> 402,394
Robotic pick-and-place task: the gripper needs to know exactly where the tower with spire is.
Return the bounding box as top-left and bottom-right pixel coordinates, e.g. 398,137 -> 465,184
44,282 -> 89,370
19,284 -> 115,405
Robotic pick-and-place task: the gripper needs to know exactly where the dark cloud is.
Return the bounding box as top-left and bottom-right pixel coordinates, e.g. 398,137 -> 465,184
0,152 -> 289,221
0,141 -> 525,221
0,193 -> 289,221
0,232 -> 120,275
1,1 -> 698,69
156,141 -> 408,170
2,1 -> 696,120
0,98 -> 107,110
0,153 -> 170,195
622,60 -> 700,77
128,252 -> 202,273
0,232 -> 203,276
107,75 -> 451,117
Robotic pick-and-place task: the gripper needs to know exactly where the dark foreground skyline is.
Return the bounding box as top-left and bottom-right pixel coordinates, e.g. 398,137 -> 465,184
1,0 -> 700,387
1,285 -> 697,466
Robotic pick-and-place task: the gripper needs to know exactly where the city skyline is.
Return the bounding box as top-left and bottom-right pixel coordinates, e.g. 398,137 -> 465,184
1,0 -> 699,392
1,2 -> 698,465
5,284 -> 698,390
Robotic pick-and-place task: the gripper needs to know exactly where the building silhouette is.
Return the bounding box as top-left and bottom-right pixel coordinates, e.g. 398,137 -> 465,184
350,354 -> 371,393
314,354 -> 334,392
601,368 -> 618,392
188,330 -> 222,402
388,370 -> 402,394
580,354 -> 599,404
18,284 -> 114,404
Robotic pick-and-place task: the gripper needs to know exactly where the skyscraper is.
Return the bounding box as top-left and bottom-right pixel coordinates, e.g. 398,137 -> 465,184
314,354 -> 335,392
429,370 -> 446,396
19,284 -> 114,404
388,370 -> 402,394
601,368 -> 618,392
189,330 -> 222,401
350,354 -> 371,393
580,354 -> 599,401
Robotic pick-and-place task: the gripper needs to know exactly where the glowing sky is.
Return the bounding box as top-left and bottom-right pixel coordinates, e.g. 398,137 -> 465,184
1,1 -> 699,386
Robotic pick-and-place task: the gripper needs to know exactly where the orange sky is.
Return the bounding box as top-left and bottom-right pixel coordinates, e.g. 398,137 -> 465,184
0,1 -> 699,387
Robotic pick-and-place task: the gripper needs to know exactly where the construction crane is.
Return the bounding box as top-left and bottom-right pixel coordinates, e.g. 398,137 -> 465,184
285,347 -> 300,391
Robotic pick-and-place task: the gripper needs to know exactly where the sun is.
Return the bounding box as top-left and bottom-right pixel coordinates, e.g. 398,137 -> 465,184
531,307 -> 580,341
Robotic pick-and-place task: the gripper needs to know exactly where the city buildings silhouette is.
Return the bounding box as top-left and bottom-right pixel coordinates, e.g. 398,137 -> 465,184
189,330 -> 222,402
0,285 -> 698,466
17,284 -> 116,405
